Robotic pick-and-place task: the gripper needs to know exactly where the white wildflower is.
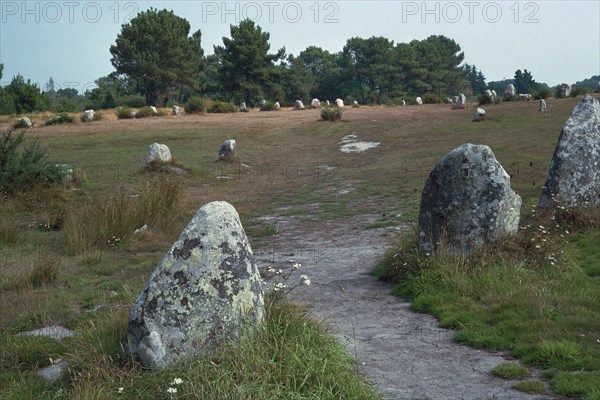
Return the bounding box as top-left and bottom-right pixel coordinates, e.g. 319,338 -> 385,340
171,378 -> 183,385
167,387 -> 177,394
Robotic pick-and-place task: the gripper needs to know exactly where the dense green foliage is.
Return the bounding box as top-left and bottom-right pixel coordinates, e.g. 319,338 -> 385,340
0,130 -> 65,194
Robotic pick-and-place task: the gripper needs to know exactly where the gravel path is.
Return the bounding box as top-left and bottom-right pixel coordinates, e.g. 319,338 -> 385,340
255,213 -> 555,400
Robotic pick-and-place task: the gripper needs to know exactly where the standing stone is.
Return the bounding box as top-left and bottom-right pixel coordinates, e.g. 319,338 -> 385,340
597,81 -> 600,92
294,100 -> 305,110
453,93 -> 467,109
239,102 -> 247,111
559,83 -> 572,98
17,117 -> 32,127
125,201 -> 264,368
539,99 -> 547,112
335,98 -> 345,108
491,90 -> 498,103
325,100 -> 330,106
473,108 -> 486,121
310,98 -> 321,108
452,96 -> 459,105
150,106 -> 158,114
219,139 -> 236,160
273,102 -> 281,110
540,95 -> 600,207
484,90 -> 493,101
419,143 -> 521,253
146,143 -> 172,164
352,100 -> 359,108
504,84 -> 516,100
402,100 -> 406,106
416,97 -> 423,105
83,109 -> 95,122
172,105 -> 181,116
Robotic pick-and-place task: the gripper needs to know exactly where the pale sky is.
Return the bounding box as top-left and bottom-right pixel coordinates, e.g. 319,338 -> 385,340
1,1 -> 599,93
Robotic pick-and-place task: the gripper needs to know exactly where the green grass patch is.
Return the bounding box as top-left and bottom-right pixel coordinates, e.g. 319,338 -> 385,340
512,380 -> 546,394
491,362 -> 529,379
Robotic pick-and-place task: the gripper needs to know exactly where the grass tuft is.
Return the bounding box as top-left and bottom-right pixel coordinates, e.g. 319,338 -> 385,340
491,362 -> 529,379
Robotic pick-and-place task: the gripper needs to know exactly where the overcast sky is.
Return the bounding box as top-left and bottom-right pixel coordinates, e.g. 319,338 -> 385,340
1,1 -> 599,93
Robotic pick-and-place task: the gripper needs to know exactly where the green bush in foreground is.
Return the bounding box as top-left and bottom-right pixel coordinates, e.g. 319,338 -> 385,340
0,130 -> 65,194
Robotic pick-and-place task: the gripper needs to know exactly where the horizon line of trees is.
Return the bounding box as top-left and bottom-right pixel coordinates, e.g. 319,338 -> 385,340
1,9 -> 598,115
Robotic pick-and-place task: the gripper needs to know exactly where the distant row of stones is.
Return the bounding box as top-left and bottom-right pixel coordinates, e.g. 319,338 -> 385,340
419,95 -> 600,253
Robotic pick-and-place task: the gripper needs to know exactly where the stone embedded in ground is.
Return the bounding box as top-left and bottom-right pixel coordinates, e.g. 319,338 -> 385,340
418,143 -> 521,253
504,84 -> 516,100
335,98 -> 345,108
353,100 -> 359,108
416,97 -> 423,105
294,100 -> 305,110
518,93 -> 532,101
18,117 -> 32,127
83,109 -> 95,122
311,98 -> 321,108
540,95 -> 600,208
559,83 -> 572,97
38,361 -> 69,383
473,108 -> 486,121
218,139 -> 236,160
19,325 -> 75,340
453,93 -> 466,109
146,143 -> 172,164
124,201 -> 264,368
539,99 -> 547,112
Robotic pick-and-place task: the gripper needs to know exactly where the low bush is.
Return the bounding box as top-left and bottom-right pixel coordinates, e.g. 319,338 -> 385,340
320,106 -> 344,122
421,93 -> 445,104
120,95 -> 146,108
570,86 -> 589,97
185,96 -> 205,113
44,113 -> 73,126
135,106 -> 163,118
533,88 -> 551,100
116,107 -> 134,119
80,111 -> 102,123
260,100 -> 278,111
207,101 -> 237,114
0,130 -> 65,194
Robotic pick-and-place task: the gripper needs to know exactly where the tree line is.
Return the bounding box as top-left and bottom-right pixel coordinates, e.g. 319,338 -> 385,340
0,8 -> 596,115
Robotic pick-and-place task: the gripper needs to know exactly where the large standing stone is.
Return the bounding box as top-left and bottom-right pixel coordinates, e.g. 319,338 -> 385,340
219,139 -> 236,160
539,99 -> 547,112
172,105 -> 181,116
310,98 -> 321,108
504,84 -> 516,100
83,109 -> 95,122
453,93 -> 466,109
416,97 -> 423,105
273,102 -> 281,110
540,95 -> 600,207
146,143 -> 172,164
491,90 -> 498,103
559,83 -> 572,98
125,201 -> 264,368
294,100 -> 305,110
335,98 -> 345,108
418,144 -> 521,253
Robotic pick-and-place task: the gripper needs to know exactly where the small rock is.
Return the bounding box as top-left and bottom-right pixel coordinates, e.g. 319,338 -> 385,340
17,117 -> 32,127
38,360 -> 68,383
219,139 -> 236,160
146,143 -> 172,164
239,102 -> 247,111
294,100 -> 305,110
173,105 -> 181,116
473,108 -> 486,121
19,325 -> 75,340
134,224 -> 148,235
353,100 -> 359,108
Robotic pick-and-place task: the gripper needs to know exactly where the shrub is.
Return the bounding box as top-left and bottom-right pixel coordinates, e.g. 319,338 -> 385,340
116,107 -> 134,119
207,101 -> 237,113
185,96 -> 205,113
491,363 -> 529,379
0,130 -> 65,194
135,106 -> 163,118
570,86 -> 589,97
478,94 -> 493,105
421,94 -> 444,104
533,88 -> 551,100
44,113 -> 73,126
120,95 -> 146,108
320,106 -> 344,122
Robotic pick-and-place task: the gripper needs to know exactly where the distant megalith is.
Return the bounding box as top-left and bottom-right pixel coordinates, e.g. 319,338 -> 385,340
453,93 -> 467,109
473,108 -> 486,121
310,98 -> 321,109
504,84 -> 516,100
17,117 -> 32,128
124,201 -> 264,368
335,98 -> 345,108
294,100 -> 305,110
539,99 -> 547,112
172,105 -> 181,116
416,97 -> 423,105
83,109 -> 95,122
419,144 -> 521,253
146,143 -> 172,164
218,139 -> 236,160
559,83 -> 572,98
540,95 -> 600,208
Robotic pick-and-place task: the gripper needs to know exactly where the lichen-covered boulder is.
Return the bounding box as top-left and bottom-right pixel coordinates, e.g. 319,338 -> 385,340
310,98 -> 321,108
335,98 -> 344,108
419,144 -> 521,253
504,84 -> 516,100
125,201 -> 264,368
473,108 -> 486,121
559,83 -> 571,98
294,100 -> 305,110
218,139 -> 236,160
146,143 -> 172,164
83,109 -> 95,122
540,95 -> 600,208
539,99 -> 547,112
273,102 -> 281,110
352,100 -> 359,108
17,117 -> 32,127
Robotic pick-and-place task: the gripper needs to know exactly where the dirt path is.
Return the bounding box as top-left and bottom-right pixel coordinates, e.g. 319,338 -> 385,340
255,212 -> 555,400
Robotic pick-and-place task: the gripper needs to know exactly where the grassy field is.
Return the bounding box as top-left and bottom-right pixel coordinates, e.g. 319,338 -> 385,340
1,96 -> 599,398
